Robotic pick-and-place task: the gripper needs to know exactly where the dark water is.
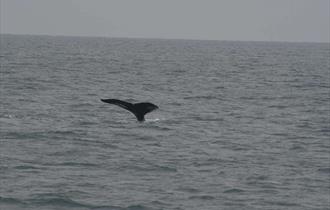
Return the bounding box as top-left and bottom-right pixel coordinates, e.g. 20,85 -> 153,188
1,34 -> 329,210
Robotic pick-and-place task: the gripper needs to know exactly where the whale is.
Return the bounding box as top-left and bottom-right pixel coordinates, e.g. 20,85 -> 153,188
101,99 -> 158,121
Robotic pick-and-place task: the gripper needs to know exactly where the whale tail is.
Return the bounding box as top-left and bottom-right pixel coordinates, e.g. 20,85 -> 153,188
101,99 -> 158,121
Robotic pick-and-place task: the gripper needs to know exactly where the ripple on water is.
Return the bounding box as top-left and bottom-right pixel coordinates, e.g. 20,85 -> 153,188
318,167 -> 330,174
10,194 -> 151,210
176,186 -> 200,193
188,195 -> 216,200
2,35 -> 329,210
223,188 -> 245,193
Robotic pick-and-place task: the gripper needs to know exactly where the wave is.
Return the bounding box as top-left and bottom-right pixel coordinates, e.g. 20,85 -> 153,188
0,196 -> 26,205
0,114 -> 20,126
126,163 -> 178,173
0,196 -> 150,210
189,195 -> 215,200
28,197 -> 91,208
318,167 -> 330,174
14,165 -> 40,170
183,95 -> 218,100
176,187 -> 200,193
223,188 -> 245,193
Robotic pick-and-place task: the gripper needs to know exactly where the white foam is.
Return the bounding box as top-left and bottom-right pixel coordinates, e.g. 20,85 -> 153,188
145,117 -> 165,122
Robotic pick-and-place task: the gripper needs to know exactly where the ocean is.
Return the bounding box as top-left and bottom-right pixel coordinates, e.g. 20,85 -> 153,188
0,34 -> 329,210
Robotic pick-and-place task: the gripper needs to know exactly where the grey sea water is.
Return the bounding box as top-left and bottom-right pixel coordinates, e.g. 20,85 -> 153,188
0,34 -> 329,210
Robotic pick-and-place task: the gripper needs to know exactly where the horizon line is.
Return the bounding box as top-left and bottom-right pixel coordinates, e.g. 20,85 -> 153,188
1,32 -> 329,44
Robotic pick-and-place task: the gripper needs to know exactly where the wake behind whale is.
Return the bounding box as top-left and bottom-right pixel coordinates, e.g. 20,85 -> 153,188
101,99 -> 158,122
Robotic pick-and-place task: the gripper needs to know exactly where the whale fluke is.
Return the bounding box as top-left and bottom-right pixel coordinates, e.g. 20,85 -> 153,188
101,99 -> 158,121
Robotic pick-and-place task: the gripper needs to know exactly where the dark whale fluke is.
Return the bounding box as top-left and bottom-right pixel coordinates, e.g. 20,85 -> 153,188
101,99 -> 158,121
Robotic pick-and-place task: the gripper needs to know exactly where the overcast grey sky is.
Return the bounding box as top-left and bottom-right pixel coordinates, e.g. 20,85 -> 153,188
1,0 -> 329,42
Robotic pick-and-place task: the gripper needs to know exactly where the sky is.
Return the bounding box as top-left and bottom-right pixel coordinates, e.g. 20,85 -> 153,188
1,0 -> 329,43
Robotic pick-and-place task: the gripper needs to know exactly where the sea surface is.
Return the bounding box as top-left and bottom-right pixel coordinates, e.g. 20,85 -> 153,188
0,34 -> 329,210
